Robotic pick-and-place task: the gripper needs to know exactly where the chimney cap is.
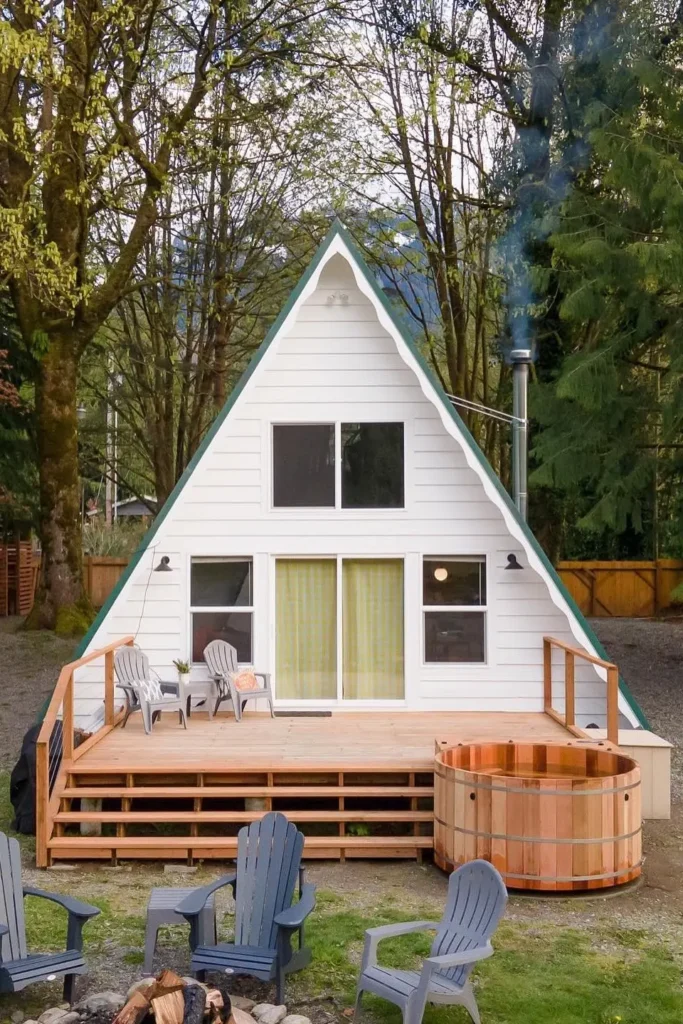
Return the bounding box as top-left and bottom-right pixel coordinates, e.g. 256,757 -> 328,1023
510,346 -> 532,363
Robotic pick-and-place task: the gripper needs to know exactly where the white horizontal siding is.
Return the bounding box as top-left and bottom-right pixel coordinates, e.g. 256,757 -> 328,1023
74,251 -> 612,729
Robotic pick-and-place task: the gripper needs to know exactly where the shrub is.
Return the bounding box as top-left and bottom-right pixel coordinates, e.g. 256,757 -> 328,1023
82,519 -> 148,558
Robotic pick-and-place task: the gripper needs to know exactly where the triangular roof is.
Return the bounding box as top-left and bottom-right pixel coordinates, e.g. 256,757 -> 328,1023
77,220 -> 648,728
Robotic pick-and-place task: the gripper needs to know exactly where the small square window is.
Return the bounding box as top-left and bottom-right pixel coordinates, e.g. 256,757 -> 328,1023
423,557 -> 486,663
424,611 -> 485,663
273,424 -> 335,507
423,559 -> 486,606
191,612 -> 252,663
341,423 -> 404,508
191,558 -> 253,663
191,559 -> 252,607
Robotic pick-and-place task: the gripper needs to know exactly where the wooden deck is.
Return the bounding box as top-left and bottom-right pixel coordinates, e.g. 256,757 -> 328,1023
36,636 -> 621,866
44,710 -> 574,865
73,710 -> 571,773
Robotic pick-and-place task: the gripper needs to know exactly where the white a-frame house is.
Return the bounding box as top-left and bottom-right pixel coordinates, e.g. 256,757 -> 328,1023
74,222 -> 647,732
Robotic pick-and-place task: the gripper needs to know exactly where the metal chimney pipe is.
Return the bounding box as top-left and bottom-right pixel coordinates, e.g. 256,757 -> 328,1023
511,348 -> 531,520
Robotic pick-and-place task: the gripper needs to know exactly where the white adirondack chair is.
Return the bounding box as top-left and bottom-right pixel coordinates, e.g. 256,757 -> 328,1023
114,646 -> 187,734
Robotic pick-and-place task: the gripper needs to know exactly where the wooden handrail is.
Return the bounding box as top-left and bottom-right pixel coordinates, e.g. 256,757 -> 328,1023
36,635 -> 134,867
543,636 -> 620,747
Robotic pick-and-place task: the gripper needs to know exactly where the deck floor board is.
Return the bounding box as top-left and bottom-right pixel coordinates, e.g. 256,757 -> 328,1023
72,711 -> 571,774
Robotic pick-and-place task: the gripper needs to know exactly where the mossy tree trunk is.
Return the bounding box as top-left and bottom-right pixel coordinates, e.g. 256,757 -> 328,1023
27,333 -> 93,633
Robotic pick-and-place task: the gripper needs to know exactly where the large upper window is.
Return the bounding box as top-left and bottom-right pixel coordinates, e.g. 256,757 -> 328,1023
341,423 -> 404,508
191,558 -> 253,663
423,557 -> 486,663
272,423 -> 404,509
273,424 -> 335,507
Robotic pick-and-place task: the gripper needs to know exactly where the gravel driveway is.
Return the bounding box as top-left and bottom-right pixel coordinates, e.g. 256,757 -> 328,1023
591,617 -> 683,798
0,617 -> 75,769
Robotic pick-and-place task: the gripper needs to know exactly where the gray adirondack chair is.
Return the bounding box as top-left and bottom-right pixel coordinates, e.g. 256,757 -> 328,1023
355,860 -> 507,1024
114,647 -> 187,734
176,812 -> 315,1001
0,832 -> 100,1002
203,639 -> 274,720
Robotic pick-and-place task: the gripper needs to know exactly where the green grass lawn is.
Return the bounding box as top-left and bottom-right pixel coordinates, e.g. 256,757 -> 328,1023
2,773 -> 682,1024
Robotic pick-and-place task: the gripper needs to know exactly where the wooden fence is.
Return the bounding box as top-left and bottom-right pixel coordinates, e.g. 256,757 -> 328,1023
86,557 -> 683,617
557,560 -> 683,617
83,556 -> 129,608
0,541 -> 39,616
8,552 -> 683,619
0,553 -> 128,616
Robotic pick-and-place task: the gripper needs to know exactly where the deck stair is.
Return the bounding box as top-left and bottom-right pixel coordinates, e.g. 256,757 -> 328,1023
49,765 -> 435,863
36,637 -> 589,868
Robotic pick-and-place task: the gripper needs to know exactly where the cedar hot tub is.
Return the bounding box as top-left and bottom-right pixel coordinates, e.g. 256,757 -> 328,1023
434,742 -> 642,891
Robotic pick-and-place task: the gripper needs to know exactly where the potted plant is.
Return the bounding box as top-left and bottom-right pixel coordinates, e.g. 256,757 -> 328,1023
173,658 -> 191,687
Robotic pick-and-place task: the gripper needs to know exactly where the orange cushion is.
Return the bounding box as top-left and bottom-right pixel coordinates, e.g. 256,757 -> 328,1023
233,670 -> 260,692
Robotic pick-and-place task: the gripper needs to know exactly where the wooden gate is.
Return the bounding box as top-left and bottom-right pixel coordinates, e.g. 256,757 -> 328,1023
557,560 -> 683,617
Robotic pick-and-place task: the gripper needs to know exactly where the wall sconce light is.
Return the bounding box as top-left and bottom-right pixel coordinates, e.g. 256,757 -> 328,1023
505,553 -> 523,570
434,566 -> 449,582
154,556 -> 172,572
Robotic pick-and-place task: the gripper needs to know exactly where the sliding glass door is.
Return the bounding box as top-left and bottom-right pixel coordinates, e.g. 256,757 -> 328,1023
275,557 -> 404,701
342,560 -> 404,699
276,559 -> 337,699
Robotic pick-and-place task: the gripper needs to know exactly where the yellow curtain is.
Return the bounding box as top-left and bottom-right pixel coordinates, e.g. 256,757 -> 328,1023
276,559 -> 337,699
342,559 -> 404,699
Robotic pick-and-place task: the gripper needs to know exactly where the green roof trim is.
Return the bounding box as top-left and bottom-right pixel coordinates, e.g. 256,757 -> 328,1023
76,219 -> 650,731
75,219 -> 342,658
332,221 -> 649,729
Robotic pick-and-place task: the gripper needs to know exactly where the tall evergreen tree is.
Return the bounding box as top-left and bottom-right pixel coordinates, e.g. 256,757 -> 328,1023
531,11 -> 683,555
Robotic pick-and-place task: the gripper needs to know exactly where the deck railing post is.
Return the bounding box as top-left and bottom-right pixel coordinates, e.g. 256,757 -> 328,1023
564,650 -> 575,729
543,638 -> 552,711
36,739 -> 48,867
104,649 -> 114,725
607,666 -> 619,746
63,672 -> 74,761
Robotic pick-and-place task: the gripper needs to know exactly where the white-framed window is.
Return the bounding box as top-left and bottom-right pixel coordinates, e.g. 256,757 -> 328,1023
271,422 -> 404,509
190,557 -> 253,663
422,556 -> 487,664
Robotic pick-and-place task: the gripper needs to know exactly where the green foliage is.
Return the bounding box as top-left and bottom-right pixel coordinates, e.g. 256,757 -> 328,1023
0,771 -> 35,858
295,908 -> 683,1023
82,519 -> 148,558
53,598 -> 95,639
530,16 -> 683,555
0,296 -> 37,530
347,822 -> 371,836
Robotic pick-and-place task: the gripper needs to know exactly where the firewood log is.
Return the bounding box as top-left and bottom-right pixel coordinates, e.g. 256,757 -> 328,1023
148,969 -> 186,999
148,969 -> 187,1024
204,990 -> 224,1013
207,992 -> 232,1024
182,984 -> 206,1024
151,988 -> 185,1024
112,989 -> 151,1024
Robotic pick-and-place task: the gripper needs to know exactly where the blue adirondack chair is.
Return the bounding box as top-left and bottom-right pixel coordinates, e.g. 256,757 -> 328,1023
355,860 -> 507,1024
176,812 -> 316,1002
0,832 -> 100,1003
